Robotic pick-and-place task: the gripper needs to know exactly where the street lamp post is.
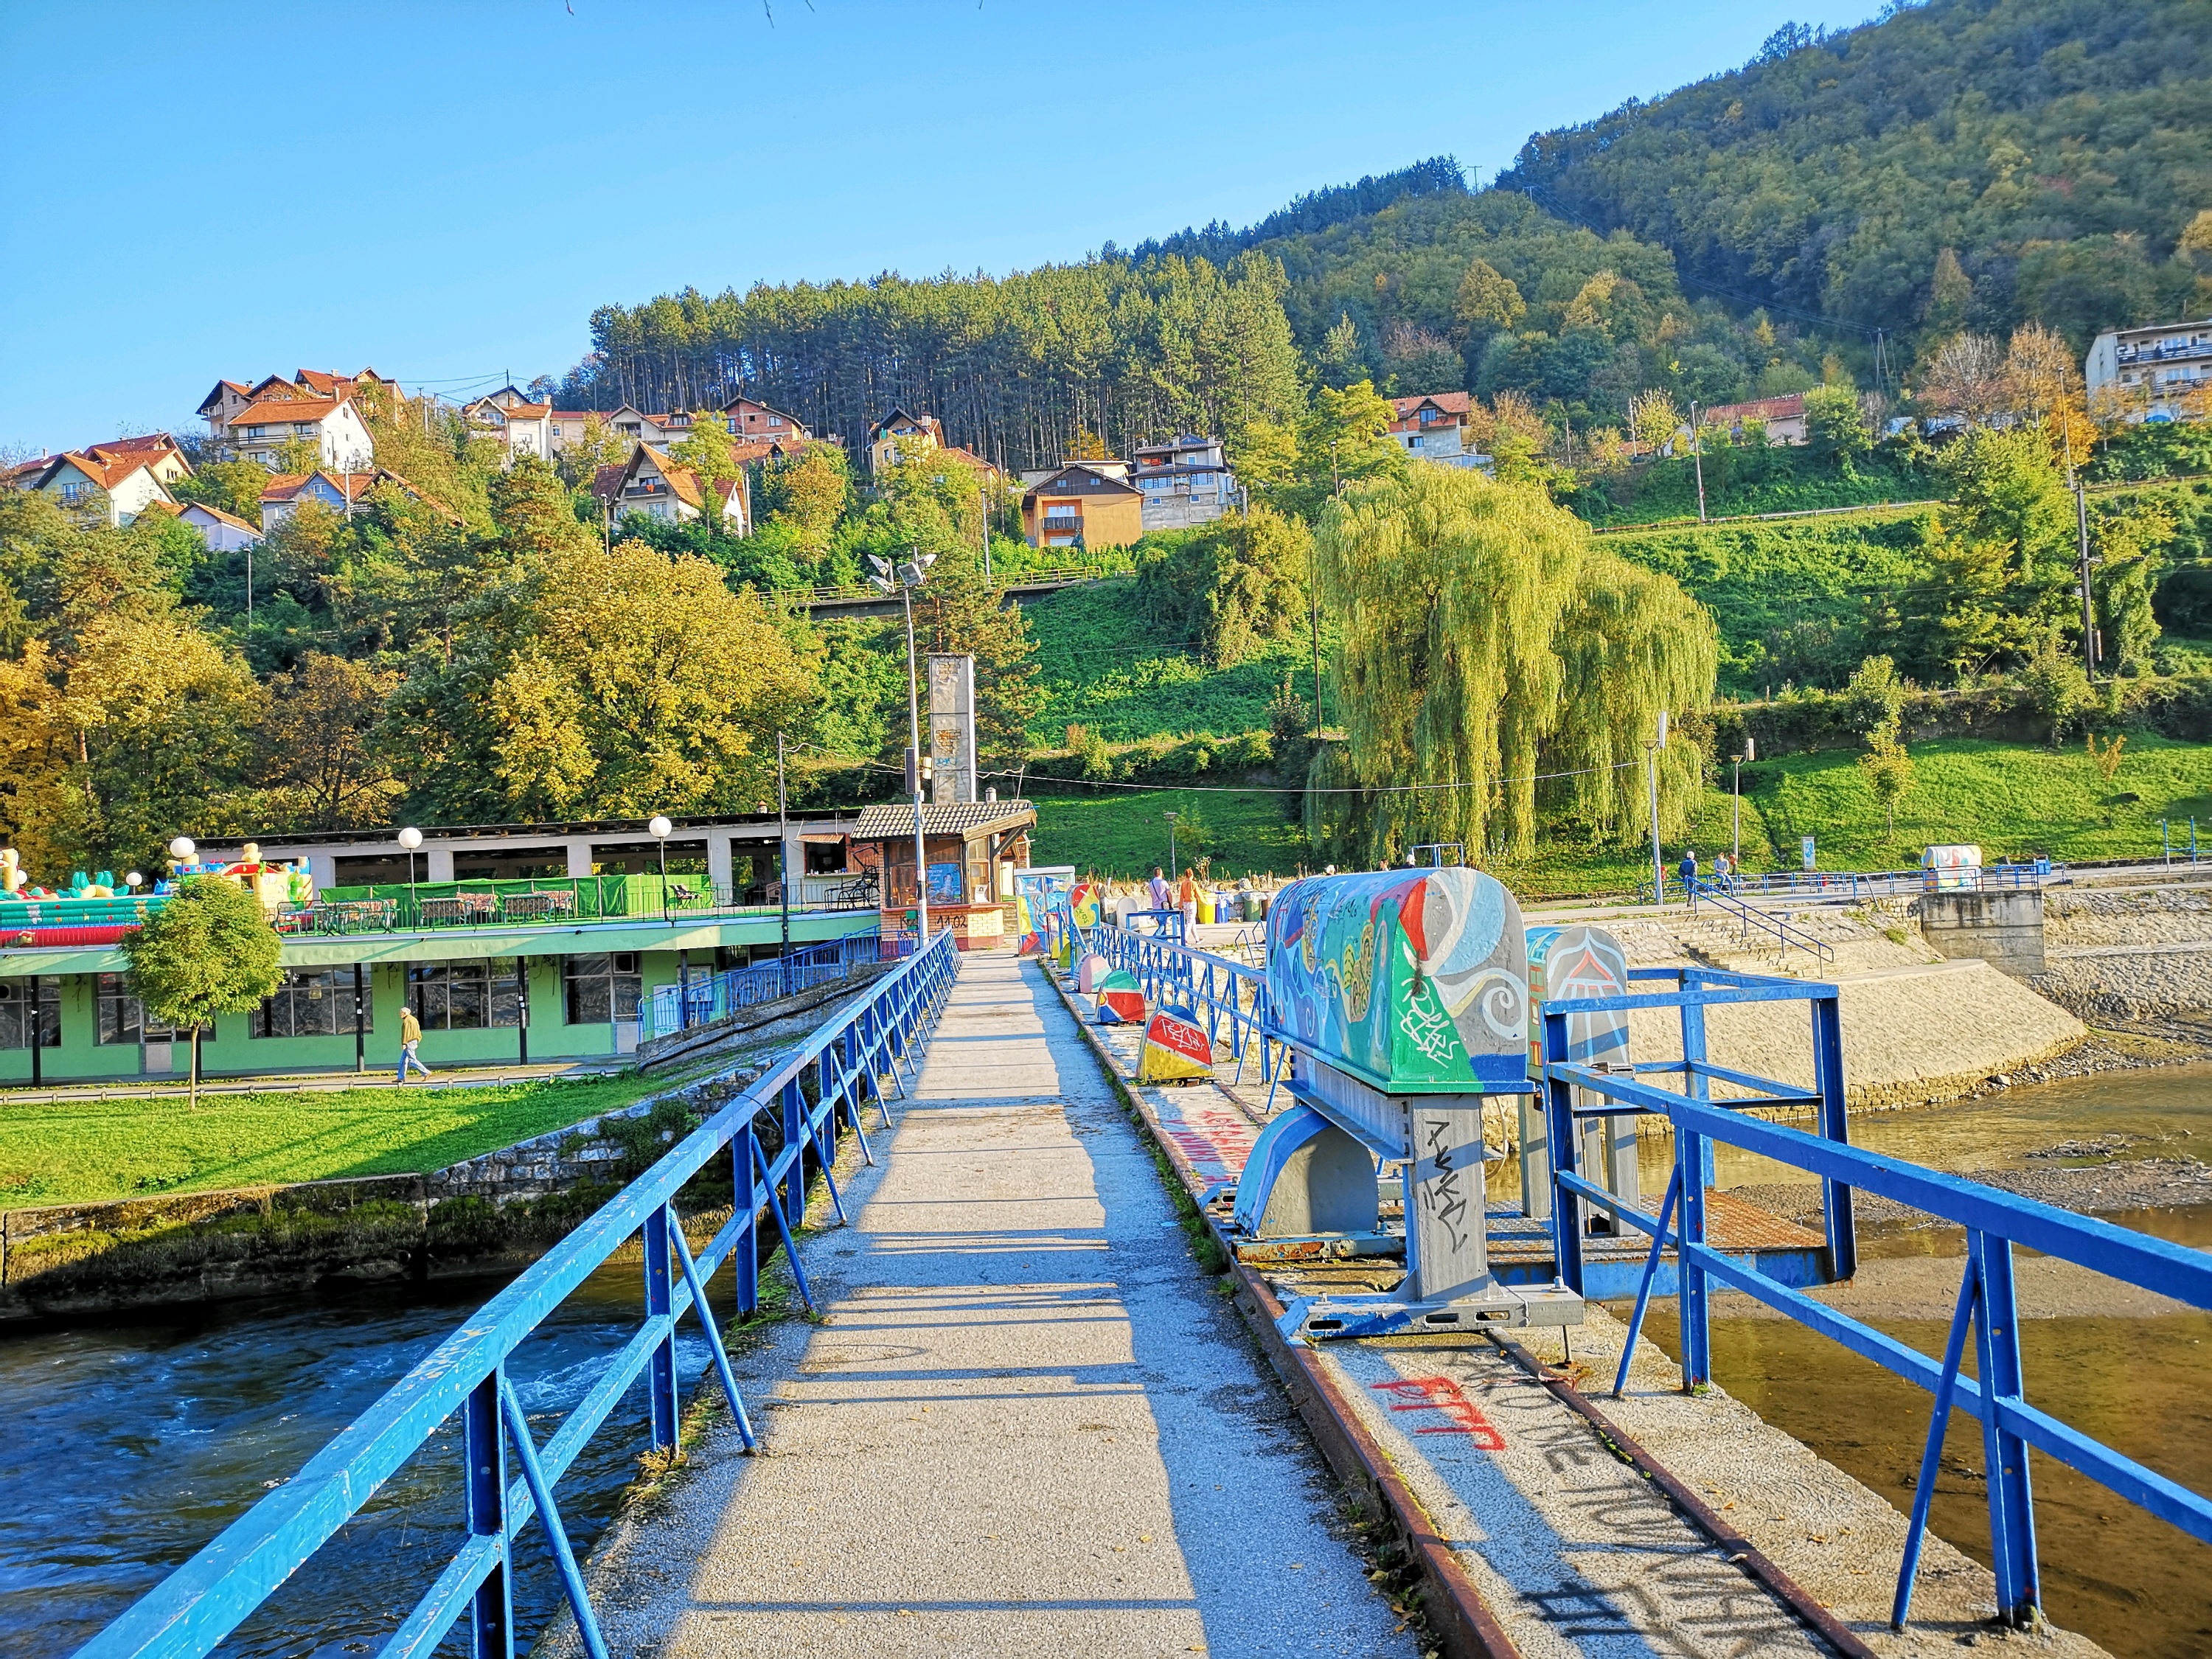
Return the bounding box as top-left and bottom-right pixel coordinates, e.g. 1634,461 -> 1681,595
649,815 -> 673,926
1688,403 -> 1708,524
397,827 -> 422,922
776,731 -> 791,993
1732,737 -> 1755,877
867,551 -> 938,947
1646,712 -> 1669,905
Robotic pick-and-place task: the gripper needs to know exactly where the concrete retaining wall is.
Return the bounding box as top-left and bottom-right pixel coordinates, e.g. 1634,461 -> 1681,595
1920,888 -> 2047,975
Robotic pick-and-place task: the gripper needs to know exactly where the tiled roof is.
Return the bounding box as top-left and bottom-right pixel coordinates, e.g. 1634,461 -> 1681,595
939,445 -> 1001,476
44,449 -> 157,491
231,395 -> 345,428
178,500 -> 260,533
1023,463 -> 1140,500
851,800 -> 1036,840
1703,394 -> 1806,423
590,462 -> 627,503
263,468 -> 411,507
1389,392 -> 1472,417
89,432 -> 181,460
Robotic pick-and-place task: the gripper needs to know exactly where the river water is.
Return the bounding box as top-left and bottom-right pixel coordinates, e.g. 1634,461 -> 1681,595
7,1071 -> 2211,1658
0,1262 -> 726,1659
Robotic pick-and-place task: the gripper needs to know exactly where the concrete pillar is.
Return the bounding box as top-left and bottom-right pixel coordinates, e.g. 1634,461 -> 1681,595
566,838 -> 595,877
782,831 -> 804,907
1919,889 -> 2046,976
425,846 -> 456,883
708,832 -> 734,900
309,853 -> 339,891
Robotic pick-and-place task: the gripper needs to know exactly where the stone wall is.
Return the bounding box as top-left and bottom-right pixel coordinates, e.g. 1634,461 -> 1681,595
2033,884 -> 2212,1025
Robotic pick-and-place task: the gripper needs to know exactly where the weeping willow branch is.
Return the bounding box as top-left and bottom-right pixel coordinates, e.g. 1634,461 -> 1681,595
1308,465 -> 1717,864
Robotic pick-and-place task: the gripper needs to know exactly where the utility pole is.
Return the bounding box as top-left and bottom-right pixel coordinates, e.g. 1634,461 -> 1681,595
776,730 -> 791,987
1307,521 -> 1324,737
979,484 -> 992,585
1647,711 -> 1669,905
2076,478 -> 2098,678
1733,736 -> 1755,873
1690,402 -> 1708,524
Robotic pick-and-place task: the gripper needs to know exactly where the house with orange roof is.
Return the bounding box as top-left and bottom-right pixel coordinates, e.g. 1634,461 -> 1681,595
199,369 -> 389,445
20,436 -> 194,526
722,395 -> 812,443
227,395 -> 375,472
260,467 -> 447,530
1385,392 -> 1482,466
868,406 -> 944,475
586,445 -> 746,532
173,500 -> 264,552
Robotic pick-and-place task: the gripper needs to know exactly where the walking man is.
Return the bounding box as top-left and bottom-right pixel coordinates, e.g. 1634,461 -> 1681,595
1678,849 -> 1700,913
1147,866 -> 1171,914
397,1002 -> 431,1084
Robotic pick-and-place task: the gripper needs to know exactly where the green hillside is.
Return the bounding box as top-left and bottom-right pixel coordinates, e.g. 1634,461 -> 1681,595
1497,0 -> 2212,352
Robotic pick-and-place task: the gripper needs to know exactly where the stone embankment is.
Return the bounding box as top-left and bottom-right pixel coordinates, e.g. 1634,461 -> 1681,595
1576,898 -> 2092,1110
2031,883 -> 2212,1029
0,1048 -> 804,1325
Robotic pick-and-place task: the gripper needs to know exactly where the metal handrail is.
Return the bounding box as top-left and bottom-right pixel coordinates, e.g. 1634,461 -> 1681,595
77,932 -> 963,1659
643,933 -> 911,1041
1686,877 -> 1836,965
1539,967 -> 2212,1635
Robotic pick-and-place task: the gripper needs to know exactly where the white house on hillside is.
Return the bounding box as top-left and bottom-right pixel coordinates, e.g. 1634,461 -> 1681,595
1130,434 -> 1239,532
226,396 -> 375,471
2087,318 -> 2212,423
588,445 -> 747,531
22,435 -> 191,525
175,501 -> 263,551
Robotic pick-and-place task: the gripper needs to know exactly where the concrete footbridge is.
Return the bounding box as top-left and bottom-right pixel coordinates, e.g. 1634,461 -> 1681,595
75,870 -> 2212,1659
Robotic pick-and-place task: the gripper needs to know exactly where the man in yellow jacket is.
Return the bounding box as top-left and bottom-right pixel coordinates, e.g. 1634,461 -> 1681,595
397,1004 -> 432,1084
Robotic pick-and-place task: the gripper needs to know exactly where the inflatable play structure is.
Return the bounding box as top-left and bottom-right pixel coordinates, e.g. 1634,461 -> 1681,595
1233,866 -> 1582,1339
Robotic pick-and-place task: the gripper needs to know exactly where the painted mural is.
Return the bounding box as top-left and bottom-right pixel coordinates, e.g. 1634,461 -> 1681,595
1013,867 -> 1074,956
1524,925 -> 1632,1073
1265,868 -> 1528,1093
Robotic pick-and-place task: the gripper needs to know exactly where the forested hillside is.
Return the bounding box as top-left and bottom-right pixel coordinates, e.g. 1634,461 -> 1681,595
1496,0 -> 2212,356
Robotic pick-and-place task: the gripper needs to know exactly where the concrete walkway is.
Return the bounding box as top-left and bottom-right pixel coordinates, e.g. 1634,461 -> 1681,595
574,953 -> 1417,1658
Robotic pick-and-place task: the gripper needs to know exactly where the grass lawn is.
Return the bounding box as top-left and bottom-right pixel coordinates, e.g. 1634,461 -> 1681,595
1032,785 -> 1309,882
1024,578 -> 1321,745
0,1074 -> 663,1210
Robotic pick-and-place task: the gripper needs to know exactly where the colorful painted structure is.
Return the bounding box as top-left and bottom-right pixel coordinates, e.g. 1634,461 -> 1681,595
1236,867 -> 1582,1338
1523,924 -> 1641,1228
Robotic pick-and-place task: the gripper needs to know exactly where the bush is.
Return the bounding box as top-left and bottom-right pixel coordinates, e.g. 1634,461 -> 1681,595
1267,673 -> 1313,740
2154,564 -> 2212,636
1065,723 -> 1113,779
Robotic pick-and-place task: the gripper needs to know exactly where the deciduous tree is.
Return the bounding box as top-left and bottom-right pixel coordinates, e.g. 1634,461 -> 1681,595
122,876 -> 282,1107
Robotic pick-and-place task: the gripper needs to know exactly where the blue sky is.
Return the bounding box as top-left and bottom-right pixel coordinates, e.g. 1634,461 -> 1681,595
0,1 -> 1882,452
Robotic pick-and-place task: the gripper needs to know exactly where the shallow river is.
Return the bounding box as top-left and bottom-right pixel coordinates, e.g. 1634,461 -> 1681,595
7,1070 -> 2212,1658
0,1262 -> 727,1659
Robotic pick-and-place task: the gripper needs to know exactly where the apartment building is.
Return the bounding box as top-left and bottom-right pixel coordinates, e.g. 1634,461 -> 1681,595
2087,319 -> 2212,423
1130,433 -> 1239,531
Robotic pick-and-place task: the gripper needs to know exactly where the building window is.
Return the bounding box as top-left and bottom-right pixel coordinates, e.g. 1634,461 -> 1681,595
58,482 -> 85,504
258,968 -> 371,1037
409,959 -> 524,1029
0,978 -> 58,1050
564,953 -> 641,1024
97,973 -> 209,1043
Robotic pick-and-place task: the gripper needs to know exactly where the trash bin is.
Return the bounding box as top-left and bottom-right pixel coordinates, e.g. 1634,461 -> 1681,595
1197,892 -> 1216,925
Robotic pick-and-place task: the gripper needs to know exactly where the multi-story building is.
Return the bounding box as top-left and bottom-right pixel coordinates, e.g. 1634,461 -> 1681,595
1130,433 -> 1239,531
869,406 -> 943,473
1020,462 -> 1144,549
225,395 -> 376,471
1385,392 -> 1489,465
0,811 -> 891,1083
722,396 -> 812,442
198,369 -> 392,446
2087,319 -> 2212,423
588,444 -> 748,531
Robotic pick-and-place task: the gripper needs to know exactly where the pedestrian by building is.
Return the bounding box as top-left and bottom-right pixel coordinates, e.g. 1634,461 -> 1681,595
397,1003 -> 431,1083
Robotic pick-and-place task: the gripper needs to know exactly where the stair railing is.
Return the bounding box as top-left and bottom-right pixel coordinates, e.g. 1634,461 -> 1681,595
1686,877 -> 1835,966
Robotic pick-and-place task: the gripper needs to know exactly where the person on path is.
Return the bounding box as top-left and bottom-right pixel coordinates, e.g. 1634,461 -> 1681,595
1678,849 -> 1699,912
1148,866 -> 1171,914
396,1004 -> 431,1083
1177,867 -> 1199,939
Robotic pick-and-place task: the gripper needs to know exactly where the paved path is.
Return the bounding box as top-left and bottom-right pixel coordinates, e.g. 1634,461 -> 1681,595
579,953 -> 1416,1658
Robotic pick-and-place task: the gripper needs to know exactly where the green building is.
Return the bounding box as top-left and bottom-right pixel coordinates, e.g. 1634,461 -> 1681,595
0,810 -> 888,1086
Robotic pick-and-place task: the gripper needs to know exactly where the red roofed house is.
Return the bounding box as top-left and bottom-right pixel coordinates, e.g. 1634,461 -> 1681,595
462,387 -> 603,462
1700,394 -> 1809,446
722,396 -> 812,442
226,396 -> 375,471
587,445 -> 747,532
175,501 -> 264,552
20,434 -> 193,525
200,369 -> 390,445
1386,392 -> 1481,465
260,468 -> 445,530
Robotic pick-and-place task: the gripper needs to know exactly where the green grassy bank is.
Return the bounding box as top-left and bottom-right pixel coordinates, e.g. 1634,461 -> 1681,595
1030,737 -> 2212,895
0,1074 -> 655,1210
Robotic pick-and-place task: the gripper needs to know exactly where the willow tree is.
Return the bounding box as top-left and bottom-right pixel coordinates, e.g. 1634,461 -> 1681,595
1307,465 -> 1714,865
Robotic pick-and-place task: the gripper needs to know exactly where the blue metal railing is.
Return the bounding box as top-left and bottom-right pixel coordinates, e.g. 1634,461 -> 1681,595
644,933 -> 910,1041
79,932 -> 962,1659
1646,863 -> 2063,906
1094,923 -> 1282,1085
1538,969 -> 2212,1635
1685,877 -> 1837,964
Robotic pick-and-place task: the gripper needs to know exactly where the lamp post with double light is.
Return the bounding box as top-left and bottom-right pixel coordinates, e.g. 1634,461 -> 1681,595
866,551 -> 936,946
